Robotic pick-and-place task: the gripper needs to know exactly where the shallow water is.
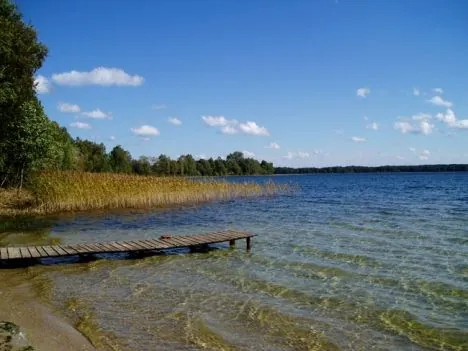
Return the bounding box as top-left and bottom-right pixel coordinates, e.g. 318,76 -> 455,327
1,173 -> 467,350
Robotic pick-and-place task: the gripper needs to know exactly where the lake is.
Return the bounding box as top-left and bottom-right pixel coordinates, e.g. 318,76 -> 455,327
1,173 -> 467,350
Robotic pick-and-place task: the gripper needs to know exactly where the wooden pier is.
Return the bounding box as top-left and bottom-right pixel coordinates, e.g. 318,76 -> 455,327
0,230 -> 254,262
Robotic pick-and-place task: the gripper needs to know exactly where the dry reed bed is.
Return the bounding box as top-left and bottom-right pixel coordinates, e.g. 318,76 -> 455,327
15,171 -> 288,215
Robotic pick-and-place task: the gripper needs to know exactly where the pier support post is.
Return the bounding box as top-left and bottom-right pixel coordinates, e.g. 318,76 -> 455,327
246,237 -> 251,251
229,240 -> 236,247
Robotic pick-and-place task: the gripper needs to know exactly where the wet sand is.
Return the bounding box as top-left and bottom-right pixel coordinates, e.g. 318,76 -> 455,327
0,277 -> 95,351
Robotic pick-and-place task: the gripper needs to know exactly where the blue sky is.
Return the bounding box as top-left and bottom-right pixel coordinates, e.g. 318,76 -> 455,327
20,0 -> 468,167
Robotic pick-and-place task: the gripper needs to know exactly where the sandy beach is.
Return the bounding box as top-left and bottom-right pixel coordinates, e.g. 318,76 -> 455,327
0,271 -> 95,351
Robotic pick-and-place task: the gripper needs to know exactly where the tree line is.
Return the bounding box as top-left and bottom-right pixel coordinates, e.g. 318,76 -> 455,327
275,164 -> 468,174
63,141 -> 275,176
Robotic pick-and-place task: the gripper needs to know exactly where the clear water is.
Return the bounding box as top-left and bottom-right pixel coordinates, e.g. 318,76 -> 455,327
1,173 -> 467,350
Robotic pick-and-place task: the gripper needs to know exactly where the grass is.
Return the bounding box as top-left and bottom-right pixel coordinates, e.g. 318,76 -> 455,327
0,171 -> 288,216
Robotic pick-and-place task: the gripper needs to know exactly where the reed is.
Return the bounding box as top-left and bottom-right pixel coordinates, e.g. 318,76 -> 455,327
0,171 -> 288,216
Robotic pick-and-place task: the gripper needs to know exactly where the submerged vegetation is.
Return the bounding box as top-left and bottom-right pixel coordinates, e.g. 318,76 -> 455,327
0,171 -> 288,216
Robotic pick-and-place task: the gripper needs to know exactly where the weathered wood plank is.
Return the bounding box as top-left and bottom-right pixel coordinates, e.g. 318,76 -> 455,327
117,242 -> 137,251
127,240 -> 151,250
28,247 -> 41,258
51,245 -> 68,256
7,247 -> 22,259
146,239 -> 173,249
106,242 -> 127,252
59,246 -> 78,255
166,237 -> 189,247
19,247 -> 31,259
42,246 -> 60,256
95,243 -> 115,252
35,246 -> 49,257
0,247 -> 8,260
131,240 -> 153,250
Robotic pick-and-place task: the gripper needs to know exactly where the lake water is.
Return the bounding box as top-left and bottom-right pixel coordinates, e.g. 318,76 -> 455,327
1,173 -> 467,350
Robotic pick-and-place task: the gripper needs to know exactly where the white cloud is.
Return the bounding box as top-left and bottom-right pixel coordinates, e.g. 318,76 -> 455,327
168,117 -> 182,125
433,88 -> 444,94
152,104 -> 166,110
334,129 -> 344,135
409,147 -> 416,152
420,120 -> 434,135
419,149 -> 430,160
34,75 -> 51,94
413,88 -> 420,96
412,113 -> 431,121
396,156 -> 405,160
366,122 -> 379,130
427,95 -> 452,108
436,109 -> 468,129
82,108 -> 112,119
195,154 -> 207,160
109,136 -> 116,141
202,116 -> 269,136
394,114 -> 435,135
142,137 -> 150,142
131,125 -> 160,136
202,116 -> 232,127
70,122 -> 91,129
298,152 -> 310,158
351,136 -> 366,142
265,142 -> 280,149
242,150 -> 255,158
356,87 -> 370,98
284,152 -> 295,160
238,121 -> 269,136
52,67 -> 144,86
57,102 -> 80,113
221,125 -> 238,134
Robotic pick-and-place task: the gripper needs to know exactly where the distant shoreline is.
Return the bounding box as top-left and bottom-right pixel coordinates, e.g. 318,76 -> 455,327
274,164 -> 468,175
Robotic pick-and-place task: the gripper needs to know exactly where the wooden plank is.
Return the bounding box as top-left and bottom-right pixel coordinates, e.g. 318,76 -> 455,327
94,243 -> 115,252
0,247 -> 8,260
19,247 -> 31,259
28,247 -> 41,258
7,247 -> 22,259
127,240 -> 151,250
106,242 -> 128,252
166,236 -> 189,247
117,241 -> 137,251
51,245 -> 68,256
42,246 -> 60,256
68,244 -> 89,254
131,240 -> 153,250
179,236 -> 205,246
35,246 -> 49,257
193,232 -> 228,244
84,243 -> 102,252
59,246 -> 78,255
146,239 -> 174,249
138,240 -> 158,250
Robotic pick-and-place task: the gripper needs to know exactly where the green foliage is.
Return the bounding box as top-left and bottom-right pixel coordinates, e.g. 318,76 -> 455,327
74,139 -> 110,172
109,145 -> 132,173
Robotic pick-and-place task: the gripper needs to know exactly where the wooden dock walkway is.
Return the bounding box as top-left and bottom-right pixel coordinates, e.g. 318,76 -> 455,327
0,230 -> 254,261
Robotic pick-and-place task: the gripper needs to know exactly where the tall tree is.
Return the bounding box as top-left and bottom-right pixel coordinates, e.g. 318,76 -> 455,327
0,0 -> 54,186
109,145 -> 132,173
